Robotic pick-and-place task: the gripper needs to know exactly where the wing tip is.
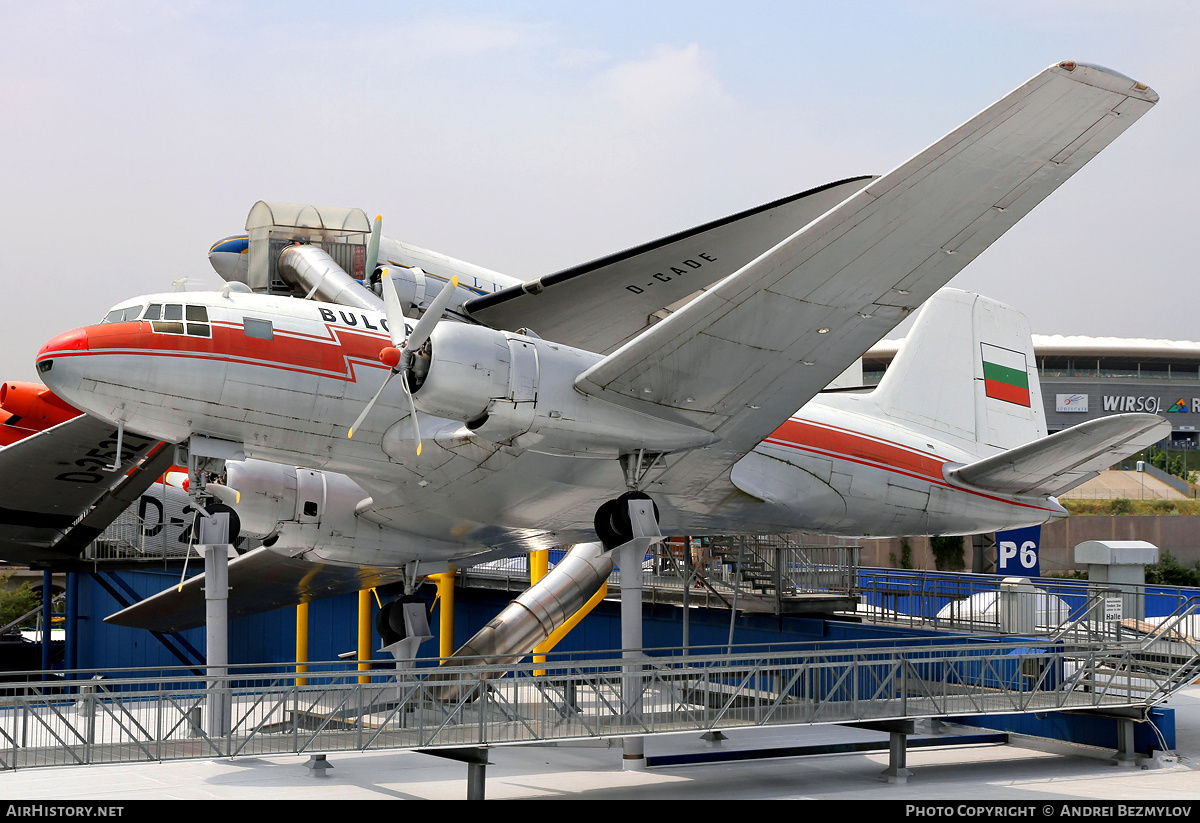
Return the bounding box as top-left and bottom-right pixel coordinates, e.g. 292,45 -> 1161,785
1054,60 -> 1159,104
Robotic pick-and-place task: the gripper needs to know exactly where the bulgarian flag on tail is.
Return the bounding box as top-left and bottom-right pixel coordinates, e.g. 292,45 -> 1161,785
981,343 -> 1031,407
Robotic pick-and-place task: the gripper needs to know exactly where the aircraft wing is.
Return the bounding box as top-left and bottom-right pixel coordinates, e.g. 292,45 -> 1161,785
0,415 -> 170,565
946,414 -> 1170,497
572,62 -> 1158,499
461,177 -> 876,354
104,545 -> 410,633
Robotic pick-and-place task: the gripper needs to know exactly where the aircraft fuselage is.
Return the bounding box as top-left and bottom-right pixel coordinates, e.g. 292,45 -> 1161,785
36,290 -> 1062,559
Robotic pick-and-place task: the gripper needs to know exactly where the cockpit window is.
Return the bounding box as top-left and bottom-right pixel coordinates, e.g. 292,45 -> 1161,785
152,304 -> 211,338
144,304 -> 162,321
101,305 -> 144,324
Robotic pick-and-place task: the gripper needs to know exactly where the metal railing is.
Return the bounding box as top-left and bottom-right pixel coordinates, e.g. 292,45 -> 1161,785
651,537 -> 859,604
0,632 -> 1186,771
463,538 -> 860,614
855,568 -> 1200,634
84,504 -> 262,566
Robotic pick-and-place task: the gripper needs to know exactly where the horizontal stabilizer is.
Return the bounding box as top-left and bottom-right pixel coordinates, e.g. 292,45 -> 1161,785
105,546 -> 409,633
946,413 -> 1170,497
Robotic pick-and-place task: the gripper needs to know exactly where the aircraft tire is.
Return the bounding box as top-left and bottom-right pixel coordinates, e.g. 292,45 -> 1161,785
376,594 -> 429,647
593,499 -> 624,550
594,492 -> 659,550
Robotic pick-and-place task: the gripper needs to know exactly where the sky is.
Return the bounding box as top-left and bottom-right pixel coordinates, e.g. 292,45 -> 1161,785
1,1 -> 1196,382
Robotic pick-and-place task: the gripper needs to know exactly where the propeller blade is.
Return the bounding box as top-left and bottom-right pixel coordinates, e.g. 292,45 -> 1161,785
365,215 -> 382,281
348,370 -> 396,439
404,274 -> 459,354
381,268 -> 410,347
399,370 -> 423,456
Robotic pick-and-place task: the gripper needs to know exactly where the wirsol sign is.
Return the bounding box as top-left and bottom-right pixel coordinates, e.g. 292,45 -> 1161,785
1101,396 -> 1199,413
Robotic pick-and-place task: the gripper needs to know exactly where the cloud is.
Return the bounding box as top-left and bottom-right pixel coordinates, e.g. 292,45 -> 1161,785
598,43 -> 728,118
360,14 -> 554,61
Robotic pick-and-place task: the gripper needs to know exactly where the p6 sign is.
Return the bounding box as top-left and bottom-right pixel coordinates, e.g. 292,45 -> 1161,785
995,525 -> 1041,577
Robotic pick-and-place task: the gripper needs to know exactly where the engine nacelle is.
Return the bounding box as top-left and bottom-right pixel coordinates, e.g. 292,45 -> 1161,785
224,460 -> 368,538
0,382 -> 81,429
411,324 -> 716,456
412,324 -> 515,423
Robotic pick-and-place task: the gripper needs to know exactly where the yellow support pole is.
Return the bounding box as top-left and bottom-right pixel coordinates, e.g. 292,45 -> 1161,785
430,572 -> 456,661
530,550 -> 550,671
358,589 -> 372,683
296,601 -> 309,686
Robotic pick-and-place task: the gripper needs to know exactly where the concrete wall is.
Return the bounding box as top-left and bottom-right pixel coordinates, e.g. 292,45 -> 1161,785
1039,515 -> 1200,572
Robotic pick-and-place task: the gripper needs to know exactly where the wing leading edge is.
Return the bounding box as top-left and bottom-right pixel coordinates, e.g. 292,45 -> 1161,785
574,61 -> 1158,499
462,176 -> 876,354
0,415 -> 170,565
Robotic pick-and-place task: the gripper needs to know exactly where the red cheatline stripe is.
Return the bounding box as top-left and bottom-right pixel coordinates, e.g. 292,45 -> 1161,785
763,420 -> 1057,513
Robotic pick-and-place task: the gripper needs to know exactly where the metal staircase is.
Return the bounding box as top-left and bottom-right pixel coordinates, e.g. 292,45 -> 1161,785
657,536 -> 860,615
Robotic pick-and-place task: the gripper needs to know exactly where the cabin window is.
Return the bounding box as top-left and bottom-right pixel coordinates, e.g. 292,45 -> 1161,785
243,317 -> 274,341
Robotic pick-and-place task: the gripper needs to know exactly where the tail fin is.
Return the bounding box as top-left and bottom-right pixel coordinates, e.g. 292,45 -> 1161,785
873,288 -> 1046,454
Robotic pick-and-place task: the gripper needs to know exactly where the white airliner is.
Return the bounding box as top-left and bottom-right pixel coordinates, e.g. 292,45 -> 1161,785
30,62 -> 1168,634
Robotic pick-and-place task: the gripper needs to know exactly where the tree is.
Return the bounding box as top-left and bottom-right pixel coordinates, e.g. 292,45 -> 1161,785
0,573 -> 41,630
1144,551 -> 1200,587
930,536 -> 965,570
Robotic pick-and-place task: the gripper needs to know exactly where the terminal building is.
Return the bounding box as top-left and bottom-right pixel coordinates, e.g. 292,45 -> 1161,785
865,335 -> 1200,449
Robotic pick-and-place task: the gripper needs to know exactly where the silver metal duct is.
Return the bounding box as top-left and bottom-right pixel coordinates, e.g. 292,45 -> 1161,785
277,244 -> 383,311
439,542 -> 612,686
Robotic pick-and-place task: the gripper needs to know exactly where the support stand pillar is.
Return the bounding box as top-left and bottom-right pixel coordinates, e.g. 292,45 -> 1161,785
467,760 -> 487,800
420,747 -> 489,800
620,538 -> 646,771
305,753 -> 333,777
65,572 -> 78,674
880,731 -> 912,784
1115,717 -> 1139,767
617,496 -> 661,772
41,570 -> 52,673
202,543 -> 232,738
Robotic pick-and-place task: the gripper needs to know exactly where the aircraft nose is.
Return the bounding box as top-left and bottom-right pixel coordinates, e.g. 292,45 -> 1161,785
209,234 -> 250,283
35,327 -> 89,389
37,327 -> 89,361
